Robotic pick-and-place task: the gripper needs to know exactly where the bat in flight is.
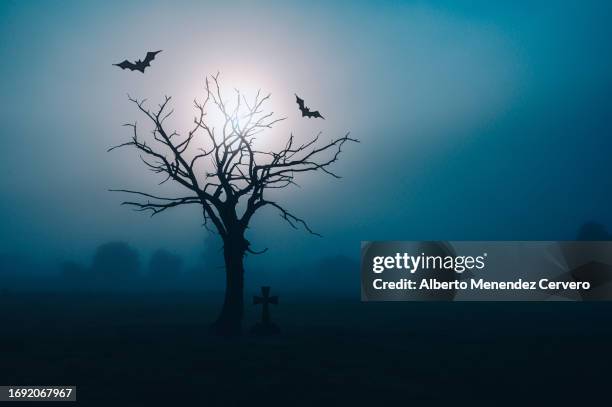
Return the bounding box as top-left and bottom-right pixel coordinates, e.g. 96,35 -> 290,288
295,94 -> 325,119
113,50 -> 162,73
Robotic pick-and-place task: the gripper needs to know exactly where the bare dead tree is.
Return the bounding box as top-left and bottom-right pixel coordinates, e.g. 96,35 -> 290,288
109,74 -> 357,335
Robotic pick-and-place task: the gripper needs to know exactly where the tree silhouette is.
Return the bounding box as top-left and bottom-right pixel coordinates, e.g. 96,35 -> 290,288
91,241 -> 140,282
109,74 -> 357,335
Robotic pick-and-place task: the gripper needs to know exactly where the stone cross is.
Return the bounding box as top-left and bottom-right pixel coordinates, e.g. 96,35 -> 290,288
251,286 -> 280,334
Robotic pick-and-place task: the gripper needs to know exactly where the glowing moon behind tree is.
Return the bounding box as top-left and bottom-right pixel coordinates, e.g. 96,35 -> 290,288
109,73 -> 357,335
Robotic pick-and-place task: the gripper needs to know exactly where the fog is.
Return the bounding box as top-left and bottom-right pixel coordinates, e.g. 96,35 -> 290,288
1,0 -> 612,291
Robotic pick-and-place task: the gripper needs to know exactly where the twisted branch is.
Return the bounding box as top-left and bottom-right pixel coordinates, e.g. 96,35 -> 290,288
109,74 -> 358,241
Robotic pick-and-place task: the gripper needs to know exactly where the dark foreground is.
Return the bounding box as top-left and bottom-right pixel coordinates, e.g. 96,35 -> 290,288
1,292 -> 611,406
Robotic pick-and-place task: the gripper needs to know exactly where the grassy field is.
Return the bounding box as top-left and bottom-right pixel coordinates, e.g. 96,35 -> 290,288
1,291 -> 611,406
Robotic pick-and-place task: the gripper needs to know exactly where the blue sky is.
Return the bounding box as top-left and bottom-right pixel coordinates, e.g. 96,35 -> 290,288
1,0 -> 611,272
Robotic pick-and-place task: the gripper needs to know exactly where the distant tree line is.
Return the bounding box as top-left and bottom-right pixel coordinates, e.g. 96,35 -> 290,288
52,237 -> 227,291
56,241 -> 360,295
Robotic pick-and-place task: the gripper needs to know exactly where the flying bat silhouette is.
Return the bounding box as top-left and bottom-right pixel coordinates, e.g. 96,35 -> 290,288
113,50 -> 162,73
295,94 -> 325,119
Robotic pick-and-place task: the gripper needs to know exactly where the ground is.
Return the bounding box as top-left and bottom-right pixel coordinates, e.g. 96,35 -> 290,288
1,292 -> 610,406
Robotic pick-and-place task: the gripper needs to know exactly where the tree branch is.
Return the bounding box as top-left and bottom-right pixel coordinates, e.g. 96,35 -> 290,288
109,74 -> 357,242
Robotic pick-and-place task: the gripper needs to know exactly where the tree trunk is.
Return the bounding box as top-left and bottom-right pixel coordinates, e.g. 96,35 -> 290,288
211,233 -> 247,336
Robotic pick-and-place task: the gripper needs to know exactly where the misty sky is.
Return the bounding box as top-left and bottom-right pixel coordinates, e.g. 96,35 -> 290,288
1,0 -> 612,273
